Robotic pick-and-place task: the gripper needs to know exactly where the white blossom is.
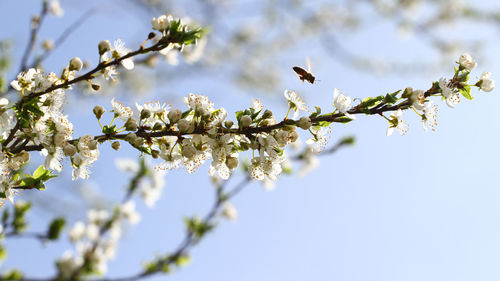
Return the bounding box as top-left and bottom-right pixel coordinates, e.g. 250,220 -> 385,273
48,0 -> 64,17
284,89 -> 307,119
333,88 -> 356,120
410,89 -> 425,110
458,53 -> 476,71
306,127 -> 329,151
422,101 -> 438,132
111,98 -> 133,121
386,109 -> 409,136
111,39 -> 134,70
69,221 -> 86,242
221,202 -> 238,222
478,72 -> 495,92
152,14 -> 173,32
439,77 -> 460,108
119,201 -> 141,224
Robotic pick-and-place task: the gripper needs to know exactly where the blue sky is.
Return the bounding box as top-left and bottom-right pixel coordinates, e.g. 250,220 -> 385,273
2,1 -> 500,280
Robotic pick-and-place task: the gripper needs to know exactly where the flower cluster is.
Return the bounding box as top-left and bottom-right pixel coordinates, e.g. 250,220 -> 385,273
58,202 -> 140,277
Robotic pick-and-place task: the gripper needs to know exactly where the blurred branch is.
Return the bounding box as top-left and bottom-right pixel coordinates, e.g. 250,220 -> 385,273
19,1 -> 48,73
32,8 -> 97,69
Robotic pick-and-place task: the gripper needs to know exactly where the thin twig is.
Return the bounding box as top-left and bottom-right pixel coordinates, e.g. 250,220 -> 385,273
19,1 -> 48,73
32,8 -> 97,69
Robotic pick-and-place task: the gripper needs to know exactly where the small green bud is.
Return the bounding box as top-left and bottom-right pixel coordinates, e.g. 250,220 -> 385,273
168,109 -> 182,123
153,122 -> 164,131
111,141 -> 121,151
240,115 -> 252,127
125,118 -> 138,131
42,39 -> 54,51
69,57 -> 83,71
98,40 -> 111,55
262,109 -> 273,119
125,133 -> 137,142
140,109 -> 152,120
133,137 -> 145,147
226,156 -> 239,170
91,83 -> 101,91
93,105 -> 105,119
151,149 -> 160,159
224,120 -> 234,128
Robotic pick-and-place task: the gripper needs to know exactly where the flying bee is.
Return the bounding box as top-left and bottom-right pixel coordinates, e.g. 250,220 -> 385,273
293,57 -> 316,84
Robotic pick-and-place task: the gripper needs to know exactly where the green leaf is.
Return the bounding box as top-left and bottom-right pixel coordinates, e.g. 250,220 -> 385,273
184,216 -> 214,239
383,90 -> 401,104
181,109 -> 192,119
102,124 -> 117,134
32,166 -> 47,179
0,269 -> 23,281
0,245 -> 6,261
361,95 -> 384,107
317,121 -> 332,127
359,95 -> 384,113
459,85 -> 473,100
143,261 -> 159,274
1,209 -> 9,226
335,116 -> 354,124
47,218 -> 66,240
310,106 -> 321,118
175,255 -> 190,267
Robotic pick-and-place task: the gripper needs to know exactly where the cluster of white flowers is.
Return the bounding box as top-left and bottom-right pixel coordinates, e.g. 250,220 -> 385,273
393,53 -> 494,136
58,203 -> 140,277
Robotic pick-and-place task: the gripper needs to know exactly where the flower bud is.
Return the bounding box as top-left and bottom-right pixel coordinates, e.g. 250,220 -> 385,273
477,72 -> 495,92
91,83 -> 101,92
140,109 -> 152,120
98,40 -> 111,55
93,105 -> 105,119
262,109 -> 273,119
42,39 -> 54,51
69,57 -> 83,71
111,141 -> 121,151
153,122 -> 164,131
88,140 -> 98,150
182,144 -> 196,159
226,156 -> 239,170
458,53 -> 477,71
178,119 -> 194,133
224,120 -> 234,128
168,109 -> 182,123
133,137 -> 145,147
125,118 -> 138,131
240,115 -> 252,127
296,117 -> 312,130
63,143 -> 77,156
151,149 -> 160,159
124,133 -> 137,142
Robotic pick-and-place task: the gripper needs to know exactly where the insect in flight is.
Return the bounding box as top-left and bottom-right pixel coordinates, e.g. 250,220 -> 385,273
293,57 -> 316,84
